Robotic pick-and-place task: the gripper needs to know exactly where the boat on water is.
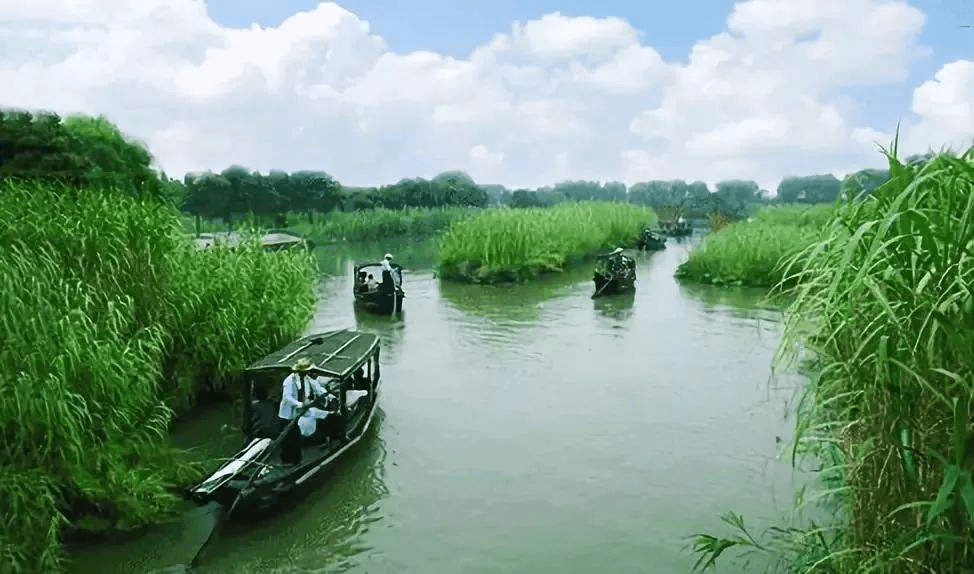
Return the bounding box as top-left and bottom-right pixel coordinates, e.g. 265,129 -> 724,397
659,218 -> 692,237
353,260 -> 405,314
593,248 -> 636,298
193,231 -> 311,251
636,228 -> 667,251
188,329 -> 381,515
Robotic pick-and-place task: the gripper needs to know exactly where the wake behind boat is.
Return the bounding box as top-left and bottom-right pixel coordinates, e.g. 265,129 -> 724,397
188,329 -> 381,516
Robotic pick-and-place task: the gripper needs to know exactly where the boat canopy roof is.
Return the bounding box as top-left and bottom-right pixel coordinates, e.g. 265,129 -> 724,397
354,261 -> 403,272
246,329 -> 379,378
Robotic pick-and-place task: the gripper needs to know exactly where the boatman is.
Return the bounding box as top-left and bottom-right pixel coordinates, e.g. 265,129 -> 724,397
278,357 -> 335,465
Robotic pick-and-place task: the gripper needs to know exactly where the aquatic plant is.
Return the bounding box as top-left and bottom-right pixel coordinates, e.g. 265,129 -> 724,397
297,205 -> 474,243
0,180 -> 316,572
676,204 -> 835,287
692,143 -> 974,572
437,201 -> 657,282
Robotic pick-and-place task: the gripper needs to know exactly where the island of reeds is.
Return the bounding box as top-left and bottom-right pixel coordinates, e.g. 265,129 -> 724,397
436,201 -> 658,283
691,142 -> 974,572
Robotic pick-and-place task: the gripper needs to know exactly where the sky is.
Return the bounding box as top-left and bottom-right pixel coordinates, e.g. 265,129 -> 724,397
1,0 -> 972,192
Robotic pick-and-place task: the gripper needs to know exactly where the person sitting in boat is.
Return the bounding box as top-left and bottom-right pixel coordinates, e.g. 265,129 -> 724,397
278,357 -> 337,464
365,273 -> 377,292
607,247 -> 625,275
357,270 -> 368,292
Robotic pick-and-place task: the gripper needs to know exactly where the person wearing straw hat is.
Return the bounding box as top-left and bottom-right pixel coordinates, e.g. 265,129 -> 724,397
277,357 -> 334,465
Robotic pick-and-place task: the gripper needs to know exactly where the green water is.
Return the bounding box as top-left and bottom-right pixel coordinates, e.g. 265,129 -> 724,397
68,237 -> 807,573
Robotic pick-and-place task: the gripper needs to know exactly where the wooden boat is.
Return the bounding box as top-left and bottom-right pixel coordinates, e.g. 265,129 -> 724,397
592,248 -> 636,298
193,231 -> 311,251
636,228 -> 667,251
353,261 -> 405,314
188,329 -> 381,515
660,218 -> 692,237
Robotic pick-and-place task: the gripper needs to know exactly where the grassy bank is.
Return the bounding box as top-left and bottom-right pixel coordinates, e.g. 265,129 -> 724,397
694,145 -> 974,571
437,201 -> 657,282
181,206 -> 473,243
0,181 -> 316,572
675,204 -> 835,286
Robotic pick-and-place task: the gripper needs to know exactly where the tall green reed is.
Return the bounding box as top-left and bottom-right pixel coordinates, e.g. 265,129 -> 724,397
693,144 -> 974,572
677,204 -> 834,287
437,201 -> 656,282
0,180 -> 316,572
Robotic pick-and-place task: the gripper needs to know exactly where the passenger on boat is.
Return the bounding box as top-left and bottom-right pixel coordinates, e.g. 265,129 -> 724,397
278,357 -> 337,464
357,271 -> 368,292
365,273 -> 377,292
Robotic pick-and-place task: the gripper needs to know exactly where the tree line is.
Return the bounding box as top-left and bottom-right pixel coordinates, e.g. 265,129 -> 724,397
0,108 -> 938,224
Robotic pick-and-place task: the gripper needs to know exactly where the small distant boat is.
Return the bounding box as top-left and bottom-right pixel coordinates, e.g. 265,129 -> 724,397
353,261 -> 405,314
593,248 -> 636,298
636,228 -> 667,251
188,329 -> 381,515
193,231 -> 311,251
659,218 -> 692,237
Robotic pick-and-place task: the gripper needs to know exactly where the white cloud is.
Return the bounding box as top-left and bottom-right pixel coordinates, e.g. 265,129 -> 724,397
902,60 -> 974,155
0,0 -> 963,192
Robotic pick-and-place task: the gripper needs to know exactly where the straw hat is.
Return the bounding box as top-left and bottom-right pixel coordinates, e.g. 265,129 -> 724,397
292,357 -> 314,372
384,253 -> 393,260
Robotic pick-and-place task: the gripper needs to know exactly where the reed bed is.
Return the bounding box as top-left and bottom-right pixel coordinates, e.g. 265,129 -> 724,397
297,206 -> 474,243
437,201 -> 656,282
676,204 -> 835,286
693,145 -> 974,572
0,180 -> 316,572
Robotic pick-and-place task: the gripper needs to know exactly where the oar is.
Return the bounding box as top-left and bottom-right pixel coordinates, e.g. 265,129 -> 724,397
181,397 -> 327,569
591,276 -> 613,299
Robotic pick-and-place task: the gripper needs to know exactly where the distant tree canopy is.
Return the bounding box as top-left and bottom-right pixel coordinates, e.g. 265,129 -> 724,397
0,109 -> 174,202
776,174 -> 842,204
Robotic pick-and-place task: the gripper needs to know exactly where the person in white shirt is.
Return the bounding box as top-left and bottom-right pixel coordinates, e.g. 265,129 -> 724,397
381,253 -> 393,273
278,357 -> 336,464
365,273 -> 377,292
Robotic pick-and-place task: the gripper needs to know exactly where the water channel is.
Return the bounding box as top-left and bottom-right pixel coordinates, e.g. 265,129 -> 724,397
69,236 -> 808,573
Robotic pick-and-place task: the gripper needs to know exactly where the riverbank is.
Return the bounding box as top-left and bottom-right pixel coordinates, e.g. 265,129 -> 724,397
437,201 -> 657,283
674,203 -> 834,286
182,206 -> 474,245
694,146 -> 974,572
1,180 -> 316,573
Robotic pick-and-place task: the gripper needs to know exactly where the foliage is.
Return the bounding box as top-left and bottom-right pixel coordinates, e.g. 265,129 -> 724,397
0,109 -> 173,203
693,143 -> 974,572
0,180 -> 316,572
437,201 -> 657,282
295,205 -> 474,243
676,204 -> 835,287
776,174 -> 842,204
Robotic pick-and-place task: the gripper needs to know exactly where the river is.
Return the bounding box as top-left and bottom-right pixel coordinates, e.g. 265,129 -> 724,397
68,236 -> 807,573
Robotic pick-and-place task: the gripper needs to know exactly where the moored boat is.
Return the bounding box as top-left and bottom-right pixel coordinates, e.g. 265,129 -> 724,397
353,260 -> 405,314
188,329 -> 381,515
593,248 -> 636,298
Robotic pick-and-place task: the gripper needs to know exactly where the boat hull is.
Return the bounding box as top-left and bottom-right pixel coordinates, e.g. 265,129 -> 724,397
593,273 -> 635,296
192,392 -> 380,516
354,291 -> 404,314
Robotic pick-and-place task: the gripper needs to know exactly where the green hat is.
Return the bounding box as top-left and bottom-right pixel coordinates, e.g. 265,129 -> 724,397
292,357 -> 314,372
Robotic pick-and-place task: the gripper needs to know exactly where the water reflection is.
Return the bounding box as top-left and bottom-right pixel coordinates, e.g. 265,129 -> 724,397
197,410 -> 389,574
353,305 -> 407,364
436,264 -> 591,322
592,289 -> 635,322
